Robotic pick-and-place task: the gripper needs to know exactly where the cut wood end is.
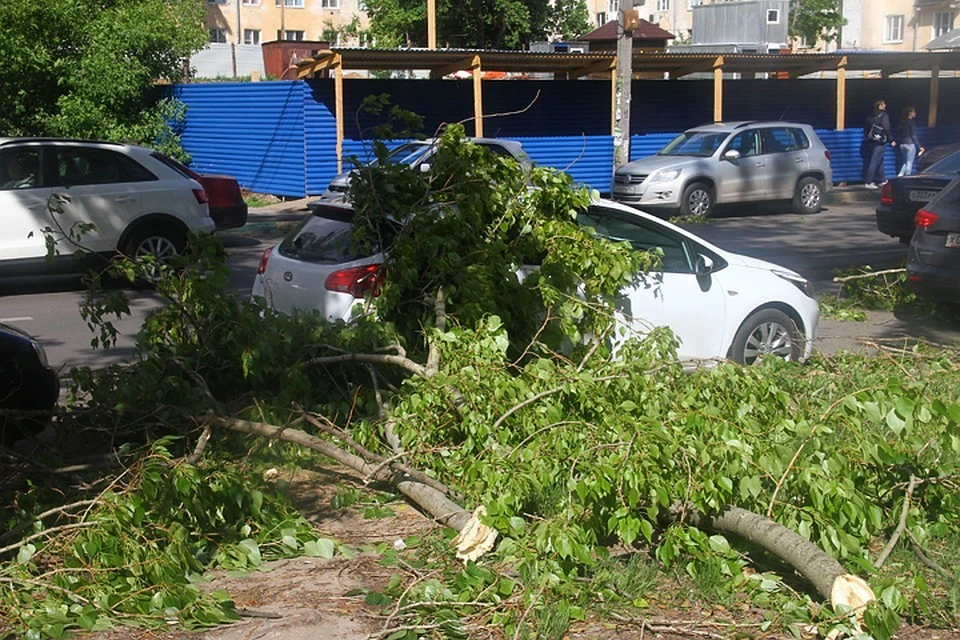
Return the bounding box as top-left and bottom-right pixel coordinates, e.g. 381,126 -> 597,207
452,506 -> 499,563
830,573 -> 876,633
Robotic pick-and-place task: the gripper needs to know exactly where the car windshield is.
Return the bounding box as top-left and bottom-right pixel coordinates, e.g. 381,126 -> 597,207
385,143 -> 433,166
658,131 -> 729,157
926,150 -> 960,175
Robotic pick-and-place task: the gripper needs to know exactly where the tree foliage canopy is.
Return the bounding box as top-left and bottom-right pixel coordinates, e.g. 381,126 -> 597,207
364,0 -> 592,49
0,0 -> 206,145
789,0 -> 846,47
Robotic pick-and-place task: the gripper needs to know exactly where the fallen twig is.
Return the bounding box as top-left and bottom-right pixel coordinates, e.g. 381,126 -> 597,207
875,475 -> 917,568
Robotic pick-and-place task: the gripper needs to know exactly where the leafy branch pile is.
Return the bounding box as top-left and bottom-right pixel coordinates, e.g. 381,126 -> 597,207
2,128 -> 959,640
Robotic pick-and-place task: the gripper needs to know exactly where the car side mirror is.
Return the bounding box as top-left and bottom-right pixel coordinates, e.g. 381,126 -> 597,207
722,149 -> 741,161
694,254 -> 714,276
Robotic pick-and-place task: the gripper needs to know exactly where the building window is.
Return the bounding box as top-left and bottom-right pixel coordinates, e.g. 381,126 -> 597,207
607,0 -> 618,14
596,11 -> 606,25
766,9 -> 779,23
278,29 -> 305,40
688,0 -> 702,8
883,15 -> 904,43
321,0 -> 339,7
276,0 -> 304,6
209,28 -> 228,43
243,29 -> 261,44
934,12 -> 955,38
656,0 -> 669,11
242,0 -> 260,5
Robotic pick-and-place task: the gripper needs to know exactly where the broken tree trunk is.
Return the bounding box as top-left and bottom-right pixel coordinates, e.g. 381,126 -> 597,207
685,505 -> 874,616
209,414 -> 472,532
209,413 -> 872,616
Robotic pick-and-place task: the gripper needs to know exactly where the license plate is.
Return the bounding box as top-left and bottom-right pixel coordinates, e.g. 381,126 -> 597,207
614,185 -> 638,195
947,232 -> 960,249
909,189 -> 938,202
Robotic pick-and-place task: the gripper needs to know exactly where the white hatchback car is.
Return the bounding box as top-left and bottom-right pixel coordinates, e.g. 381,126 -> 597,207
0,138 -> 214,277
252,200 -> 819,365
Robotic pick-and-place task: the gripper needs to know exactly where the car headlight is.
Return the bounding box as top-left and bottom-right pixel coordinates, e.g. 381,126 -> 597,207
773,269 -> 813,298
650,168 -> 681,183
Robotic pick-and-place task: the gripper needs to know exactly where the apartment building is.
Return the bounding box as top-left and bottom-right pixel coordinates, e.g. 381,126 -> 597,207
204,0 -> 371,47
851,0 -> 955,51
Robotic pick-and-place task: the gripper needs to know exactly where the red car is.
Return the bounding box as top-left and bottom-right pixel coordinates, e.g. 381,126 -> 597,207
153,153 -> 248,231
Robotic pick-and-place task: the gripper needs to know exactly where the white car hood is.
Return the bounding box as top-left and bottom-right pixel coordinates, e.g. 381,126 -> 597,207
729,252 -> 803,278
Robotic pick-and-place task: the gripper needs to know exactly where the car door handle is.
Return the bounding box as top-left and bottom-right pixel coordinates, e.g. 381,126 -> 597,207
754,162 -> 765,167
794,157 -> 804,163
114,196 -> 135,203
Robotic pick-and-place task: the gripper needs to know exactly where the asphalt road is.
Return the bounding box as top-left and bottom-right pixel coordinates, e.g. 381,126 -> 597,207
0,198 -> 955,377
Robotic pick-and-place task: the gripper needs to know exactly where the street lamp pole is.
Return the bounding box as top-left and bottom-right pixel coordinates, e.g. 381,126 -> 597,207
614,8 -> 636,170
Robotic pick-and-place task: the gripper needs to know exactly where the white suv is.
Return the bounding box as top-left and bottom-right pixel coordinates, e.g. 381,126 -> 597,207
612,121 -> 833,217
0,138 -> 214,277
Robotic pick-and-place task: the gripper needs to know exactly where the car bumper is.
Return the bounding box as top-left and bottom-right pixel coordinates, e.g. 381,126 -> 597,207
906,263 -> 960,302
611,181 -> 682,208
211,202 -> 248,231
875,205 -> 916,240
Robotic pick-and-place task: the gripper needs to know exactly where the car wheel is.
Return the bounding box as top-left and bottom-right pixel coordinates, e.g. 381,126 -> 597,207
729,309 -> 803,365
123,224 -> 186,280
680,182 -> 714,218
793,177 -> 823,214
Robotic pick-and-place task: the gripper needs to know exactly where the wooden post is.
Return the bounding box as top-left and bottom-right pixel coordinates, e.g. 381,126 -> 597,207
930,57 -> 940,128
428,0 -> 437,48
713,56 -> 723,122
472,55 -> 483,137
836,56 -> 847,130
334,54 -> 344,174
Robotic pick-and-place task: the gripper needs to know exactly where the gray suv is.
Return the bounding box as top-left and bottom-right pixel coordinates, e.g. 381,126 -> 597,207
611,121 -> 832,217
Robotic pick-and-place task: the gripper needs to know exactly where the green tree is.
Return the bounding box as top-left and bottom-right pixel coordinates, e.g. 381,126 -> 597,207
0,0 -> 206,146
364,0 -> 591,49
789,0 -> 846,47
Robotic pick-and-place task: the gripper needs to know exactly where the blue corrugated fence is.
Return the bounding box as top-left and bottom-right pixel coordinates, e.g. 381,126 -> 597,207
172,80 -> 960,197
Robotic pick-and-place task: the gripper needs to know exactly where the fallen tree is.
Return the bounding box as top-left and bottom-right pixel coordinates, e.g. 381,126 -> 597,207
3,125 -> 959,639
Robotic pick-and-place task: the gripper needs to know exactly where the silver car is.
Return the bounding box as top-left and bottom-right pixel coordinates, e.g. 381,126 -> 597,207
317,138 -> 531,204
611,121 -> 832,217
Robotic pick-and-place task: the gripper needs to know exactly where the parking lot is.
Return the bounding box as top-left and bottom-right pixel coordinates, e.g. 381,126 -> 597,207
2,192 -> 958,373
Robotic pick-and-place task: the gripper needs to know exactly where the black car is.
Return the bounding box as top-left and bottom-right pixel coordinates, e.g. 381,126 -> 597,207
876,149 -> 960,243
1,323 -> 58,445
907,173 -> 960,302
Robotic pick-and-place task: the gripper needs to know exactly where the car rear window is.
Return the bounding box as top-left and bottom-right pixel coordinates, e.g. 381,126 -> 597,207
926,174 -> 960,214
151,152 -> 201,180
926,151 -> 960,175
279,213 -> 395,264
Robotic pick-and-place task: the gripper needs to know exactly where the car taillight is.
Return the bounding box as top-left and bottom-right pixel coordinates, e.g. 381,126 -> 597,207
824,149 -> 831,161
324,264 -> 384,298
880,182 -> 893,204
257,246 -> 273,275
915,209 -> 939,228
192,188 -> 209,205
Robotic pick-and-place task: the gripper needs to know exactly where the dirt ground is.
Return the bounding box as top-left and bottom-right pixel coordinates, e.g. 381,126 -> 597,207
69,462 -> 960,640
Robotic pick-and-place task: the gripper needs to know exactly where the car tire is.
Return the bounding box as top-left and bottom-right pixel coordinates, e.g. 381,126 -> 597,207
679,182 -> 714,218
728,309 -> 803,365
793,177 -> 823,214
123,224 -> 187,281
